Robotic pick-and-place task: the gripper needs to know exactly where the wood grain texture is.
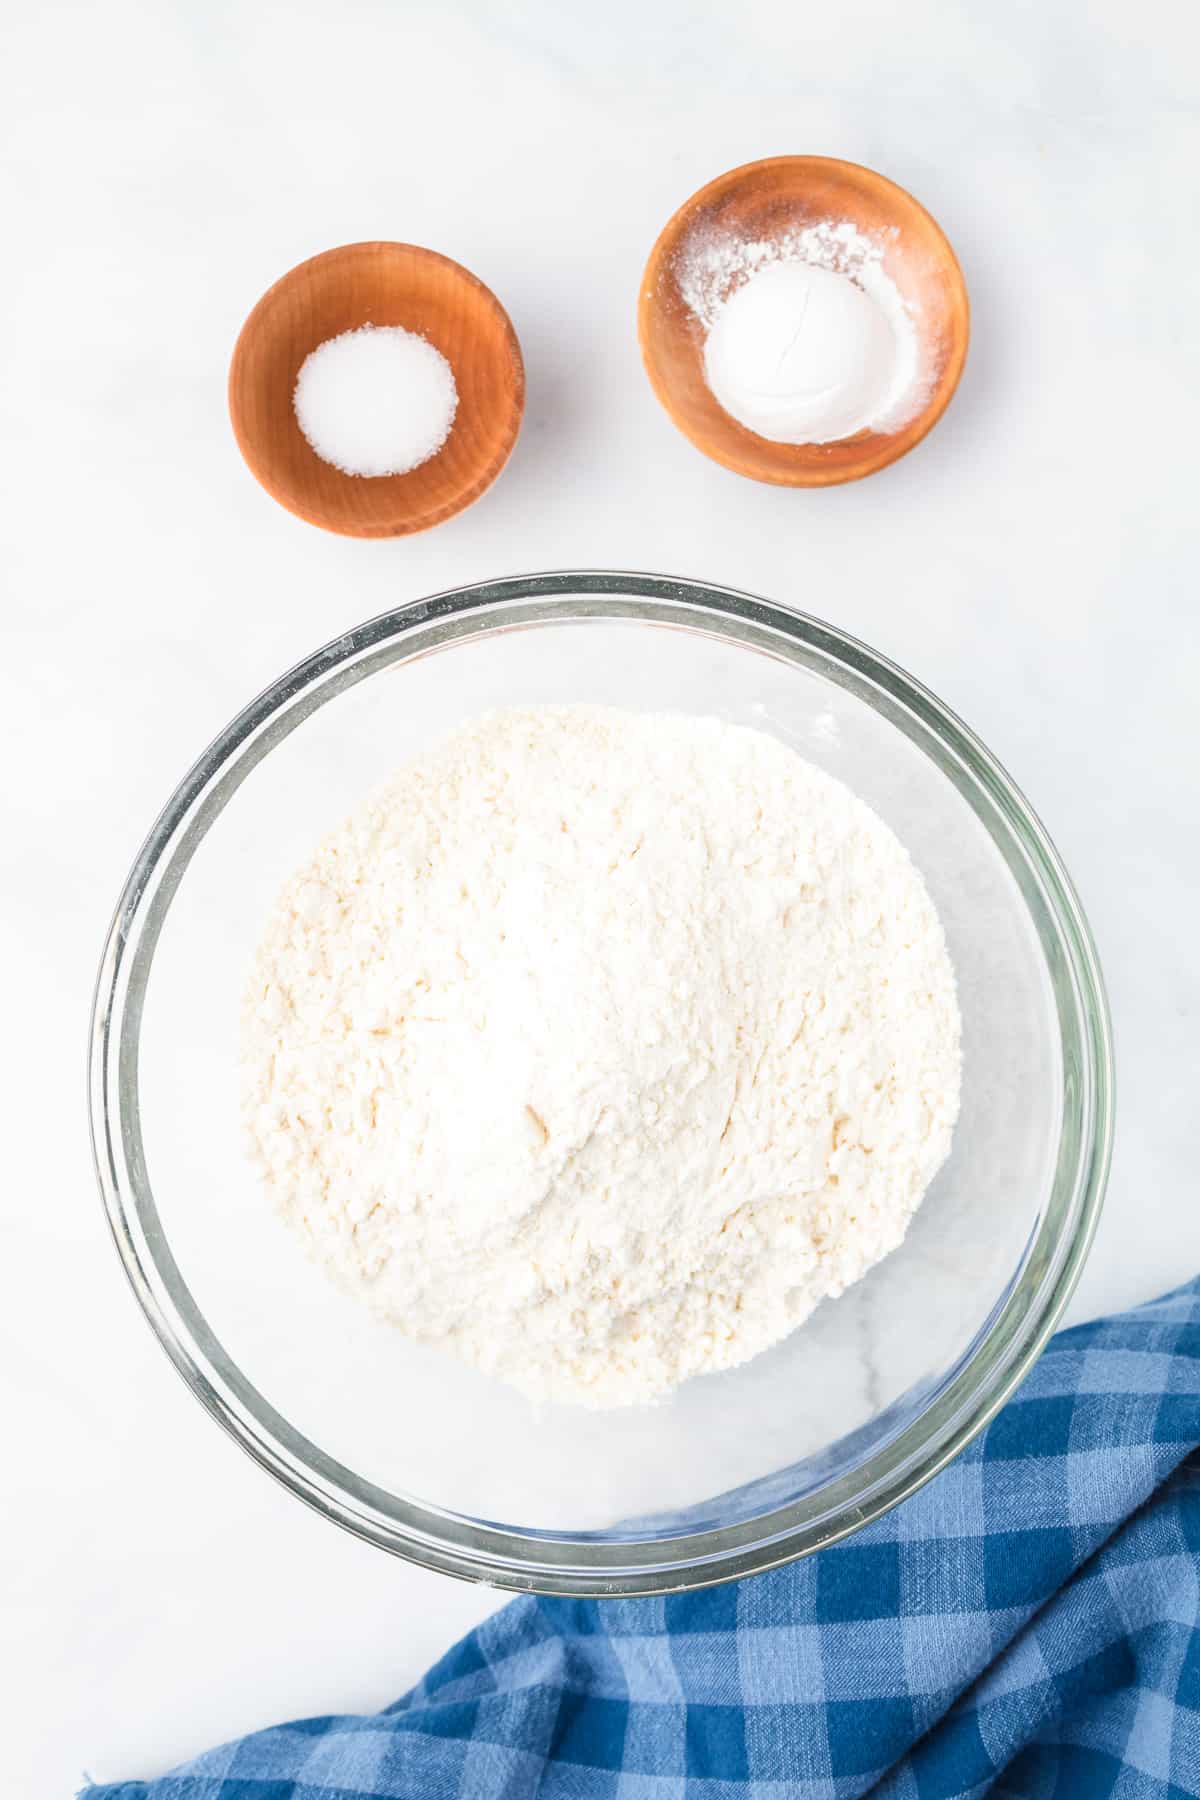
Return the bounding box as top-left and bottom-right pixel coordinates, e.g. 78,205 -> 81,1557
229,242 -> 524,537
638,157 -> 969,487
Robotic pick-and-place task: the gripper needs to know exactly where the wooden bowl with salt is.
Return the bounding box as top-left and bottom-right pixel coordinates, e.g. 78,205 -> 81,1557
230,242 -> 524,537
638,156 -> 969,487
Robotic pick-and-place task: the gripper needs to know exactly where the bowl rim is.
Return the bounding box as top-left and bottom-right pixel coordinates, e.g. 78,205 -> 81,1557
89,570 -> 1113,1594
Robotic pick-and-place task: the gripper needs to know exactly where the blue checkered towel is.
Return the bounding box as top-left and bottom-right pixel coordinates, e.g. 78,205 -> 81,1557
84,1278 -> 1200,1799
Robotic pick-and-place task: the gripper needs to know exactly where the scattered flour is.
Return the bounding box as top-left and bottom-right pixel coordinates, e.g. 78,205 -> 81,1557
242,707 -> 961,1408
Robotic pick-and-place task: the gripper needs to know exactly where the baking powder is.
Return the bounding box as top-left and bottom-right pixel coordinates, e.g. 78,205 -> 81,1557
679,219 -> 927,444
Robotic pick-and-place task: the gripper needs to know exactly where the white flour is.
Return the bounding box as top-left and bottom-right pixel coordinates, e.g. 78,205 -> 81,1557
242,707 -> 961,1408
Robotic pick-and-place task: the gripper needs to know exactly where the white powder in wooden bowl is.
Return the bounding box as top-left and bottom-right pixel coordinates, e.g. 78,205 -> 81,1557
677,218 -> 929,444
293,324 -> 457,477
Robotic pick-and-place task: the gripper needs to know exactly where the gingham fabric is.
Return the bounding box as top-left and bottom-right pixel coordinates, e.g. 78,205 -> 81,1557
85,1278 -> 1200,1800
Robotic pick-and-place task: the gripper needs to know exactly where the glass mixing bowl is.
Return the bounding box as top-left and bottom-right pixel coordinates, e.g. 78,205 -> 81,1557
90,572 -> 1113,1594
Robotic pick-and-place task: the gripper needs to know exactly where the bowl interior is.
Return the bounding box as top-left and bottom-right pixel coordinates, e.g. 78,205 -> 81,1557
123,594 -> 1079,1572
639,157 -> 969,486
229,242 -> 524,537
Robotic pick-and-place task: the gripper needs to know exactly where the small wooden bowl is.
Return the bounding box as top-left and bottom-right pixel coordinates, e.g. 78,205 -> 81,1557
639,157 -> 969,487
229,242 -> 524,537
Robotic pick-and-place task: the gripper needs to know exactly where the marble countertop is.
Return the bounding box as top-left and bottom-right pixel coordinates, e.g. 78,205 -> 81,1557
4,1 -> 1197,1791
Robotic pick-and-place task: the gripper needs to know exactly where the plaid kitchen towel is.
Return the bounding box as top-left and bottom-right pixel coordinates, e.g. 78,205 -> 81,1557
83,1278 -> 1200,1799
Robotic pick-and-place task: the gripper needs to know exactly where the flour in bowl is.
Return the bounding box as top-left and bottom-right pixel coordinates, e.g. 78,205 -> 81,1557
242,707 -> 961,1408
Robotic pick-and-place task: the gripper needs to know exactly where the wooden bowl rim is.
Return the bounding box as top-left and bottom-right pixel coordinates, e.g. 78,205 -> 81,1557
638,155 -> 970,488
228,240 -> 525,538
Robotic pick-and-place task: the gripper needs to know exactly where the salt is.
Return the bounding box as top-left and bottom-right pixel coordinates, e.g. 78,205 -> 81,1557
293,324 -> 458,478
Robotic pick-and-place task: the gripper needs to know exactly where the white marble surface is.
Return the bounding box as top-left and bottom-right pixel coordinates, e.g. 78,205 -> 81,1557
3,2 -> 1198,1793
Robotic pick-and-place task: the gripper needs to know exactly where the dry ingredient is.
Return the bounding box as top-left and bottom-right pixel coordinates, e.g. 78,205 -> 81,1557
242,706 -> 961,1409
678,219 -> 925,444
293,324 -> 457,477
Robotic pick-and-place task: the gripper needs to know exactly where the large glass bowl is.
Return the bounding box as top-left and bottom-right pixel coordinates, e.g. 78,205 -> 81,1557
89,572 -> 1113,1594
